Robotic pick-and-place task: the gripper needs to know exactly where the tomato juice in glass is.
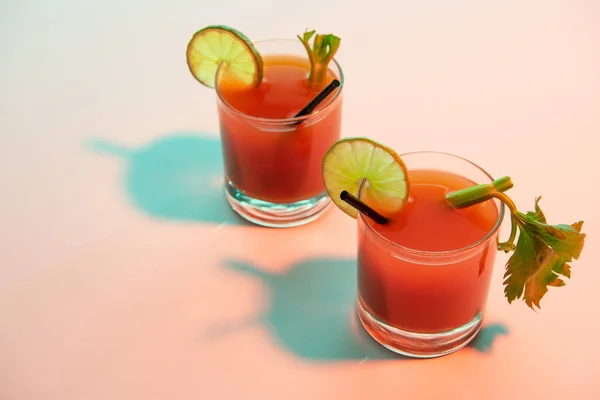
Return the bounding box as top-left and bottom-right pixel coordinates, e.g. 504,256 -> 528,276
216,39 -> 343,228
356,152 -> 504,358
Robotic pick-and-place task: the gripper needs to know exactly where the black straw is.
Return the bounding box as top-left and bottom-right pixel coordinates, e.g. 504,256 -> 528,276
340,190 -> 389,225
292,79 -> 340,122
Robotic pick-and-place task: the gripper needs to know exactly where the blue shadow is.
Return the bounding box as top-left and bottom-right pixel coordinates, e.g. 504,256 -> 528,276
221,257 -> 508,361
87,132 -> 247,225
470,323 -> 509,353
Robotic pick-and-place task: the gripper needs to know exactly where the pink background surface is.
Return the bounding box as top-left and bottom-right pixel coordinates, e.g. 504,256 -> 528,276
1,1 -> 599,399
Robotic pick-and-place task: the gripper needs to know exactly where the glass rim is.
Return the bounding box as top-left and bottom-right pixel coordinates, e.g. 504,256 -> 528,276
358,151 -> 506,258
214,38 -> 344,125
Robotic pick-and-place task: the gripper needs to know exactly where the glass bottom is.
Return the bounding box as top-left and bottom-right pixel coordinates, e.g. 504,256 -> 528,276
357,296 -> 482,358
225,180 -> 332,228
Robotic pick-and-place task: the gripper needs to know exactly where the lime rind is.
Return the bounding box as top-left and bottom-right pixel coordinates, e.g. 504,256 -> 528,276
322,138 -> 409,218
186,25 -> 263,88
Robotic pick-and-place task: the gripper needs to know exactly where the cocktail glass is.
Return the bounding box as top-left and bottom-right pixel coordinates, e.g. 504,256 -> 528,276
215,39 -> 343,228
356,151 -> 505,358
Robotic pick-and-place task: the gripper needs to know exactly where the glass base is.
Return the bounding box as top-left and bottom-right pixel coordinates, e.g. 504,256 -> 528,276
357,296 -> 482,358
225,181 -> 332,228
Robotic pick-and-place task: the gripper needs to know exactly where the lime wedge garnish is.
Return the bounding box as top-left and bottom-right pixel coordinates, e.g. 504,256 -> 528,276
186,25 -> 263,88
322,137 -> 410,218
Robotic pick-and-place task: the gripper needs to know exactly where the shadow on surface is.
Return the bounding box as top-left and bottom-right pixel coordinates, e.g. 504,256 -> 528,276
470,323 -> 509,353
87,132 -> 247,225
220,257 -> 508,361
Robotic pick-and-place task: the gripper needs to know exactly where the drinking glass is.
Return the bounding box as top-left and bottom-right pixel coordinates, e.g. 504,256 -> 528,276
215,39 -> 344,228
356,151 -> 505,358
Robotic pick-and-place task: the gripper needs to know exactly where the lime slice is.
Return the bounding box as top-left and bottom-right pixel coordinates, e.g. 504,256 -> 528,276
186,25 -> 263,88
322,137 -> 410,218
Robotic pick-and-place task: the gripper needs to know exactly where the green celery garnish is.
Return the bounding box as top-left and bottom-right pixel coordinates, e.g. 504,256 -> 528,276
297,29 -> 341,87
446,178 -> 586,310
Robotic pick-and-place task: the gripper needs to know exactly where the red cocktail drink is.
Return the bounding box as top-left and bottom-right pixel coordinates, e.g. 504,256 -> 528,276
216,40 -> 343,227
357,152 -> 504,357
